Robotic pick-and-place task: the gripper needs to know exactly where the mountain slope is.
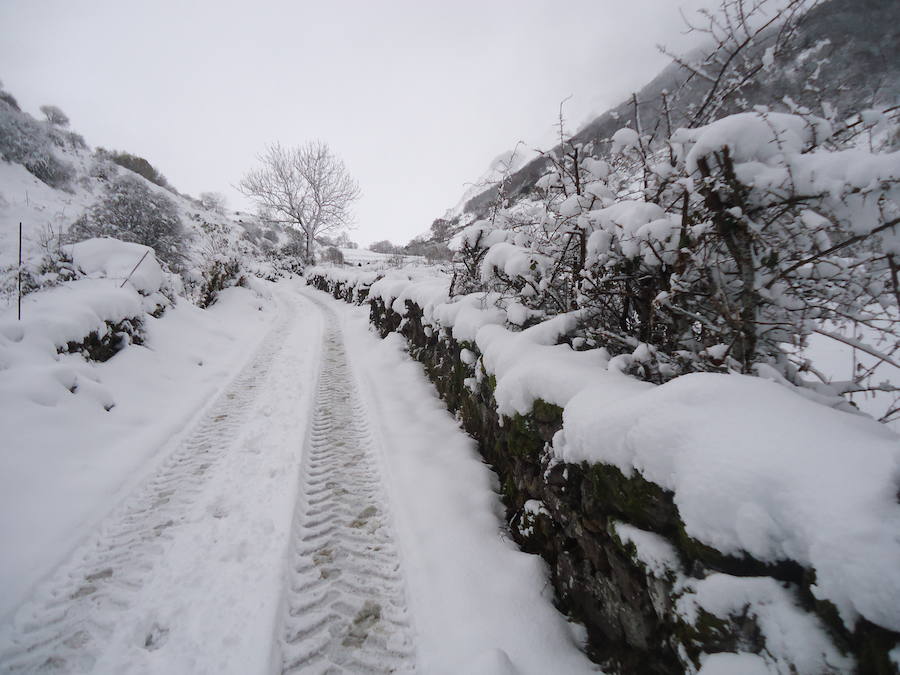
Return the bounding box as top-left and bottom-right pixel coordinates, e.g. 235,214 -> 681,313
452,0 -> 899,225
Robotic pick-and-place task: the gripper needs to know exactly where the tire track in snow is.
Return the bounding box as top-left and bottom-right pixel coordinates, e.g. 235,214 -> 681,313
279,296 -> 414,674
0,294 -> 296,674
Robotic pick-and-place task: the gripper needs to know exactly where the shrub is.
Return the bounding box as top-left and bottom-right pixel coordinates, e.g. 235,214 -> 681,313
39,104 -> 69,127
197,258 -> 243,308
69,175 -> 186,268
0,225 -> 77,306
97,148 -> 169,188
0,90 -> 19,112
0,99 -> 74,189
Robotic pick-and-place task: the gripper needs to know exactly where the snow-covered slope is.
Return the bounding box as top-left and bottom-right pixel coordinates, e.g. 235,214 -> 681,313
0,88 -> 290,620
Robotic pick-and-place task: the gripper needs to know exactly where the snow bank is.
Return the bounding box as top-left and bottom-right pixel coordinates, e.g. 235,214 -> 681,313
673,111 -> 833,173
69,238 -> 163,294
0,238 -> 168,356
0,236 -> 279,619
1,279 -> 145,352
370,269 -> 451,321
477,319 -> 631,416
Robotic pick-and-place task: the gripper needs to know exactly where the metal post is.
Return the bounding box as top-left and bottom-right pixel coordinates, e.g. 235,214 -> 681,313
120,250 -> 151,288
17,222 -> 22,321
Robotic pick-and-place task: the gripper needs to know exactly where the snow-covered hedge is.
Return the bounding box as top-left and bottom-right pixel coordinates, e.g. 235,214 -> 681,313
309,265 -> 900,673
450,107 -> 899,423
0,239 -> 171,412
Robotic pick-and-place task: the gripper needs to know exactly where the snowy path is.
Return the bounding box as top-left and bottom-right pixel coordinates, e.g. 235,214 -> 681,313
0,281 -> 595,674
280,296 -> 414,673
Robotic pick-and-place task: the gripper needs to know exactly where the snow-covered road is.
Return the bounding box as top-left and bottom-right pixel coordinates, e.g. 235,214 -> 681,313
0,281 -> 595,674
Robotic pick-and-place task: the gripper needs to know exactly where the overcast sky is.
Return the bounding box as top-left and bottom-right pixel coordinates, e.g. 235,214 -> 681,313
0,0 -> 712,246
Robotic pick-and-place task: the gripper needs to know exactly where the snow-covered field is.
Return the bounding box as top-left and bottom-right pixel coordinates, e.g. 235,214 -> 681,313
0,275 -> 276,620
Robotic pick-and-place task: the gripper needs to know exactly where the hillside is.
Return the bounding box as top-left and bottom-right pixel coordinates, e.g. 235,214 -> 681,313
0,90 -> 317,310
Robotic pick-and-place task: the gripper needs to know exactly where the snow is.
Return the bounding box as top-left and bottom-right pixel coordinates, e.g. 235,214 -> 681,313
581,157 -> 610,180
1,277 -> 602,672
335,247 -> 426,267
2,279 -> 146,350
480,242 -> 553,284
69,238 -> 163,294
745,146 -> 900,247
305,264 -> 379,288
477,320 -> 620,416
504,301 -> 529,327
611,127 -> 640,154
672,111 -> 833,174
433,294 -> 507,344
697,652 -> 772,675
555,372 -> 900,632
678,574 -> 853,673
585,199 -> 674,263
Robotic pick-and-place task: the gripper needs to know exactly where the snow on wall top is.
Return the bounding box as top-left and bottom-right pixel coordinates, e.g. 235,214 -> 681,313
555,371 -> 900,632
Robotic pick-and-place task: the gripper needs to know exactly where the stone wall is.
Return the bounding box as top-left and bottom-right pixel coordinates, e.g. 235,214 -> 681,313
307,272 -> 900,674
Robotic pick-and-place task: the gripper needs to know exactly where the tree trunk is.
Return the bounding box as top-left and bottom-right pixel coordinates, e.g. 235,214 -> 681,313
696,151 -> 759,371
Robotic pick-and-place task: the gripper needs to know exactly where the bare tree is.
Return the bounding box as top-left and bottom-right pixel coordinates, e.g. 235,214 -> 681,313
239,141 -> 360,262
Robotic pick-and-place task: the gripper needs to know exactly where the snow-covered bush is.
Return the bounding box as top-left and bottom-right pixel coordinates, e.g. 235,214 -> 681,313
447,0 -> 899,418
190,222 -> 248,308
69,174 -> 186,268
0,225 -> 77,306
39,104 -> 69,128
198,191 -> 226,214
269,237 -> 307,275
0,96 -> 75,189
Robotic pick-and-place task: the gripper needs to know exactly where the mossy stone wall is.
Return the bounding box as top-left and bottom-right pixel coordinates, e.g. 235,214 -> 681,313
306,273 -> 900,674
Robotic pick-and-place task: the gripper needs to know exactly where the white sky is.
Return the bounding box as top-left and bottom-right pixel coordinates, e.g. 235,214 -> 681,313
0,0 -> 712,246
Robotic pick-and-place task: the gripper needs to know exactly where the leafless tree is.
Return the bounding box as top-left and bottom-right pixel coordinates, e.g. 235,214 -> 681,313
239,141 -> 360,262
